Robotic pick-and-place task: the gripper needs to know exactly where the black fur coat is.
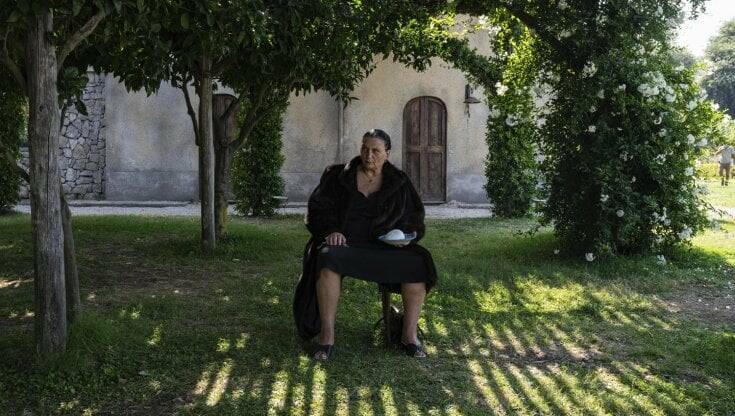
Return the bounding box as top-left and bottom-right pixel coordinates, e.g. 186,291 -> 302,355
293,156 -> 438,340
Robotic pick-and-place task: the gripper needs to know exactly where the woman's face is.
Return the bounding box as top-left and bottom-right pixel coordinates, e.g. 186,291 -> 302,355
361,137 -> 390,171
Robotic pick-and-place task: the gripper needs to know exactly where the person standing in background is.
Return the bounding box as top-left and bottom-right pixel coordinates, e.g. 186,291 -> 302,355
715,144 -> 735,186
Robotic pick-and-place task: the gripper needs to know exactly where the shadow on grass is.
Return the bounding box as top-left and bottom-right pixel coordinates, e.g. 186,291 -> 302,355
0,216 -> 734,415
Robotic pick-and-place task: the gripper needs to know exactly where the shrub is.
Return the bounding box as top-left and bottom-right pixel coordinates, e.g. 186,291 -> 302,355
484,26 -> 539,217
231,96 -> 287,217
696,163 -> 720,179
536,38 -> 723,257
0,77 -> 26,213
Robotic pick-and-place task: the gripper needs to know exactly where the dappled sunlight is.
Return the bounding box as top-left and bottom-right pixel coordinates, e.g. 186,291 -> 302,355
146,324 -> 162,346
356,386 -> 375,415
207,359 -> 234,406
0,278 -> 31,289
512,278 -> 588,313
505,362 -> 552,414
308,366 -> 327,416
3,216 -> 733,415
192,363 -> 216,397
594,366 -> 663,415
235,332 -> 249,349
335,386 -> 350,415
612,362 -> 695,416
378,385 -> 398,416
266,369 -> 290,415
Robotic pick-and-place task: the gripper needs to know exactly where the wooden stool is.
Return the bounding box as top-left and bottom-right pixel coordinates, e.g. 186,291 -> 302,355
379,284 -> 399,346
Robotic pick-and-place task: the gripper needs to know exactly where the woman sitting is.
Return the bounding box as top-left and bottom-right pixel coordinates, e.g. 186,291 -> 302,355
293,129 -> 437,360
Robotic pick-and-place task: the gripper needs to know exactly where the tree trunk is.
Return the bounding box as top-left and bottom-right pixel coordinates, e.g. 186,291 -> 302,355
61,184 -> 80,323
197,52 -> 216,252
26,10 -> 67,357
212,94 -> 239,241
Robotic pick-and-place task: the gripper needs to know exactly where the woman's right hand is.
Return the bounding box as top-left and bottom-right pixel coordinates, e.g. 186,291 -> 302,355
325,232 -> 347,246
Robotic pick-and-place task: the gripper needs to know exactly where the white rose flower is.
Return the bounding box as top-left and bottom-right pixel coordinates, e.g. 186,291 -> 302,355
489,107 -> 501,118
654,115 -> 662,125
617,84 -> 627,91
554,249 -> 560,255
600,193 -> 609,202
558,0 -> 569,10
585,252 -> 595,262
495,82 -> 509,96
687,100 -> 697,110
535,117 -> 547,128
665,93 -> 676,103
587,125 -> 597,133
631,176 -> 637,183
687,134 -> 696,144
658,129 -> 668,137
697,138 -> 708,147
505,114 -> 518,127
559,30 -> 572,38
616,209 -> 625,217
685,167 -> 694,176
582,62 -> 597,78
677,226 -> 693,240
589,105 -> 597,113
656,255 -> 666,265
597,89 -> 605,99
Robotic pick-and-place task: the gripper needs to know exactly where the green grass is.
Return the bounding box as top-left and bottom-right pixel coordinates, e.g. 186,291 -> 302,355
703,178 -> 735,209
1,214 -> 734,415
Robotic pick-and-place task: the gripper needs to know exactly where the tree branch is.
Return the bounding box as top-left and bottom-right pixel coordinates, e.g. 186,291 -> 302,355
229,84 -> 270,153
2,27 -> 26,92
220,96 -> 241,122
500,2 -> 583,69
179,82 -> 201,146
0,142 -> 29,183
57,9 -> 106,70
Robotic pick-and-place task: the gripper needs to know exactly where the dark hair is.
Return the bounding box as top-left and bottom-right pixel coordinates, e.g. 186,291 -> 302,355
362,129 -> 391,151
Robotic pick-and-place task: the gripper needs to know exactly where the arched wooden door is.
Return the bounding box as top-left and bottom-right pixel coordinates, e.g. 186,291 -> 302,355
403,96 -> 447,203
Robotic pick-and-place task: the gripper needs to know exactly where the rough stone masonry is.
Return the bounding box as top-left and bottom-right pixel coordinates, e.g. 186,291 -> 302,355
19,71 -> 107,201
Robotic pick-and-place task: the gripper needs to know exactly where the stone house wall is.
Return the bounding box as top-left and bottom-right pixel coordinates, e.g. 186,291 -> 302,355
19,71 -> 107,200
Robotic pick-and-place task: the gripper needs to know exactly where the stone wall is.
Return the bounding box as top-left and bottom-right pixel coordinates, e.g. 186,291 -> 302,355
19,71 -> 107,200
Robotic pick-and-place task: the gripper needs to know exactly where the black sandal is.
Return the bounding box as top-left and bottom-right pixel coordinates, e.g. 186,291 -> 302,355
311,344 -> 334,361
402,342 -> 427,358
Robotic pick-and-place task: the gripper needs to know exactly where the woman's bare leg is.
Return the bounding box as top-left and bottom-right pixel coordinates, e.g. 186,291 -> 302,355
400,282 -> 426,346
316,267 -> 341,346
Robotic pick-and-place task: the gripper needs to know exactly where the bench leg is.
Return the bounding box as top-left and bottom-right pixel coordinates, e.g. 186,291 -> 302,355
381,289 -> 392,346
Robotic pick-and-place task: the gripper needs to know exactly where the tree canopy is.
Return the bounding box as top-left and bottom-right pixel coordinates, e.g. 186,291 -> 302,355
703,19 -> 735,118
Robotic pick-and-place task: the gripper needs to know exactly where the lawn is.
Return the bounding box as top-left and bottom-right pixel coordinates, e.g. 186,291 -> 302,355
703,179 -> 735,209
1,214 -> 734,415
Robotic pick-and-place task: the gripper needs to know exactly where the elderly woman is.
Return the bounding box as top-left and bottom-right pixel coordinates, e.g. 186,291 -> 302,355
293,129 -> 437,360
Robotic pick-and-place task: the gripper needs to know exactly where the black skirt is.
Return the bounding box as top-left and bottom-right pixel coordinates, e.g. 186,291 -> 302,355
316,190 -> 429,285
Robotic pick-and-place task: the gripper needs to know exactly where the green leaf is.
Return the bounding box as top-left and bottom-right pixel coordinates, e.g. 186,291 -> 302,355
180,13 -> 189,29
6,10 -> 20,23
72,0 -> 83,16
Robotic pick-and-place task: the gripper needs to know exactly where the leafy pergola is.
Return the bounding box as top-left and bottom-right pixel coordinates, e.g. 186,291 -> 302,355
0,0 -> 726,359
